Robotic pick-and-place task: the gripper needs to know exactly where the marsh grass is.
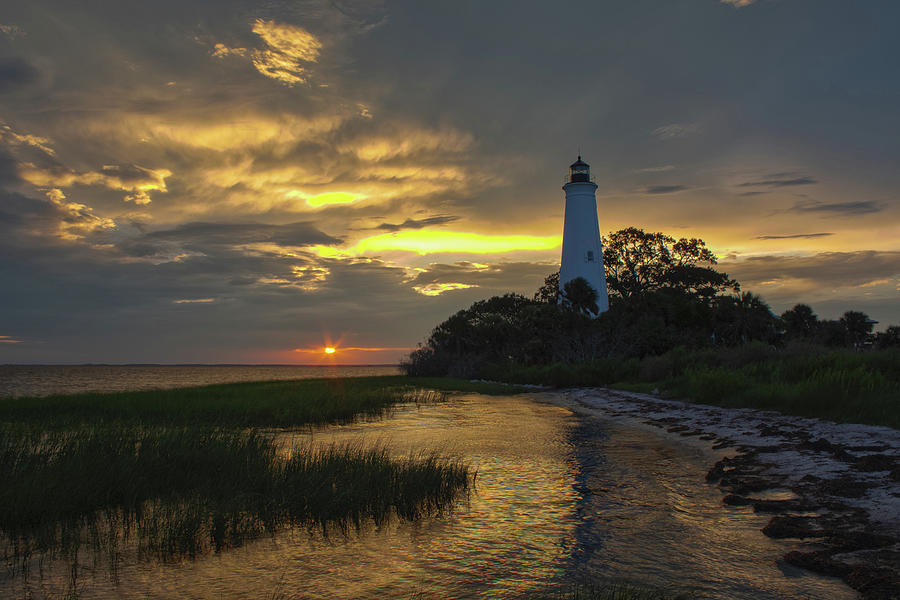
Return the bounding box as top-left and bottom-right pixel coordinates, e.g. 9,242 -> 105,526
0,376 -> 483,581
0,426 -> 471,576
0,376 -> 519,429
486,344 -> 900,428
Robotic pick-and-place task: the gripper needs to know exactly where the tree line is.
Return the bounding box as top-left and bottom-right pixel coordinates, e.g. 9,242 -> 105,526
403,227 -> 899,378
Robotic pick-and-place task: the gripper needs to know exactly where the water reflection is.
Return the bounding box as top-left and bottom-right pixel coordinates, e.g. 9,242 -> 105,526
1,394 -> 857,599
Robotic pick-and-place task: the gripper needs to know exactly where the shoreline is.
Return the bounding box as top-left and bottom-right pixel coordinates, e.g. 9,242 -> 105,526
539,387 -> 900,600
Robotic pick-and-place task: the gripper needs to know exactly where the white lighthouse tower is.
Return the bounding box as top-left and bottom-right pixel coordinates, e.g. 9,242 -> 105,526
559,156 -> 609,315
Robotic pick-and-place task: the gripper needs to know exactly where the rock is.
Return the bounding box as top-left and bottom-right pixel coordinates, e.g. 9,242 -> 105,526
706,458 -> 729,482
784,550 -> 848,577
752,499 -> 817,513
818,476 -> 874,499
828,531 -> 899,553
762,516 -> 825,539
855,454 -> 898,473
722,494 -> 753,506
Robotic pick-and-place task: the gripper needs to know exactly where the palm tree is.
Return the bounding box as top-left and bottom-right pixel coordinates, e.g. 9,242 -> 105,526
561,277 -> 599,317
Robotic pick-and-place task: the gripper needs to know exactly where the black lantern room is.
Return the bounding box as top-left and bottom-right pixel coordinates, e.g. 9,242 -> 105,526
569,156 -> 590,183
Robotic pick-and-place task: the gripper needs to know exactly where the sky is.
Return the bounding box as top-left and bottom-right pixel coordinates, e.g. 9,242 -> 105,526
1,0 -> 898,364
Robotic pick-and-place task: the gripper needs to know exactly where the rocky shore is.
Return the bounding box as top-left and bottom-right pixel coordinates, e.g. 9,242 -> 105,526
560,388 -> 900,600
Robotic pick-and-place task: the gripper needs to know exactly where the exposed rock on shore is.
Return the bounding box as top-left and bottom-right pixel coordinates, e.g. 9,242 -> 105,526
566,388 -> 900,600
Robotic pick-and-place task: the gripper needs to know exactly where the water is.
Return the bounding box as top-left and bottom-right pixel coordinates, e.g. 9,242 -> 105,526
0,364 -> 401,397
3,393 -> 857,599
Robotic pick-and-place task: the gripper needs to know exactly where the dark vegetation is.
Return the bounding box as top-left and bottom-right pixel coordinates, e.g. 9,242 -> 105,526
402,227 -> 900,427
0,377 -> 495,583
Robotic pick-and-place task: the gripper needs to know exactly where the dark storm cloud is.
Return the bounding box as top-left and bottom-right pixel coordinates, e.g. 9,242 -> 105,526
756,233 -> 834,240
147,221 -> 341,248
645,185 -> 688,195
374,215 -> 460,232
738,176 -> 818,188
408,261 -> 553,290
0,57 -> 38,92
788,200 -> 882,216
722,251 -> 900,289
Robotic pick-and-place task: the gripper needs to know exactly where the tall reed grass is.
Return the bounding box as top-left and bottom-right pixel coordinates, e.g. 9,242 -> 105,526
0,426 -> 472,576
0,376 -> 487,580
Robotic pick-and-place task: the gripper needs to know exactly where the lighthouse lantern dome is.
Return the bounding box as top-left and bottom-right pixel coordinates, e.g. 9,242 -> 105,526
569,156 -> 590,183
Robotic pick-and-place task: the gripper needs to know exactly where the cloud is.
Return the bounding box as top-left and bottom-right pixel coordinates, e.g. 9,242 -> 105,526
738,175 -> 818,188
0,123 -> 55,156
722,251 -> 900,291
721,0 -> 756,6
340,128 -> 474,162
652,123 -> 699,140
412,282 -> 478,296
147,221 -> 341,249
214,19 -> 322,86
45,188 -> 116,241
375,215 -> 461,232
18,162 -> 171,204
789,200 -> 881,216
635,165 -> 675,173
756,233 -> 834,240
0,335 -> 23,344
645,185 -> 688,194
173,298 -> 215,304
406,261 -> 554,295
0,57 -> 38,92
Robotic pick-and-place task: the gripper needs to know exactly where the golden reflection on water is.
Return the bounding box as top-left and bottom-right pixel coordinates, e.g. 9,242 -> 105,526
4,394 -> 858,599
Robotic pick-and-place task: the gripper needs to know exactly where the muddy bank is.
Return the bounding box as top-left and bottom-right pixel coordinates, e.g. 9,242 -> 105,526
551,388 -> 900,600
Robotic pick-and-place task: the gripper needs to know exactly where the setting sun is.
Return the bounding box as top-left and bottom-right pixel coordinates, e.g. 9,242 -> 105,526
324,347 -> 336,354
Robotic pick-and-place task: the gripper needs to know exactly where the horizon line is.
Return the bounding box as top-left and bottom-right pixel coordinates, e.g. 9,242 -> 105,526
0,363 -> 402,368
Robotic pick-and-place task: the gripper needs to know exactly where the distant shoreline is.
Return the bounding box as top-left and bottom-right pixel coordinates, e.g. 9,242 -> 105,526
0,363 -> 400,367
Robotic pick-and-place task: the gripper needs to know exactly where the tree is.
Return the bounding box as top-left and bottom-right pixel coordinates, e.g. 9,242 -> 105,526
602,227 -> 738,300
840,310 -> 875,349
875,326 -> 900,349
534,271 -> 560,303
561,277 -> 599,316
780,304 -> 819,340
713,292 -> 777,345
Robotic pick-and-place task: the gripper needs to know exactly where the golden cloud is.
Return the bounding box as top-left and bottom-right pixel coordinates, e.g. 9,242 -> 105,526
342,128 -> 474,161
0,123 -> 55,156
412,282 -> 478,296
20,163 -> 171,204
45,188 -> 115,241
214,19 -> 322,86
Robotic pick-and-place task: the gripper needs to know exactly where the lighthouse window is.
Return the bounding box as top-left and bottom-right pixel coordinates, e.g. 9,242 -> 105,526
586,250 -> 595,262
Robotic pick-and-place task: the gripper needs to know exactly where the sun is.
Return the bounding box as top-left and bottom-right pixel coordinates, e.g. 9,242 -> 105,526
324,347 -> 336,354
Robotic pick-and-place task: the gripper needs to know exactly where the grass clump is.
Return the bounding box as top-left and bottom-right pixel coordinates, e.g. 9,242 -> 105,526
0,425 -> 471,574
0,376 -> 480,580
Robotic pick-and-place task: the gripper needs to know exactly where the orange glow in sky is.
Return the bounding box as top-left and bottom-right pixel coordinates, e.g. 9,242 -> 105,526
324,347 -> 336,354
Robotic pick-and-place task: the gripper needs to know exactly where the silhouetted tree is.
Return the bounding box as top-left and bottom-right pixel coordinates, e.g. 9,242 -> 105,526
561,277 -> 599,316
840,310 -> 875,349
602,227 -> 738,299
534,271 -> 560,303
875,326 -> 900,349
780,304 -> 819,340
713,292 -> 777,345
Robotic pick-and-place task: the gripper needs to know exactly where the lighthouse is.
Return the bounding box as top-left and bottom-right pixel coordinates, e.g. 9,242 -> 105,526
559,156 -> 609,315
